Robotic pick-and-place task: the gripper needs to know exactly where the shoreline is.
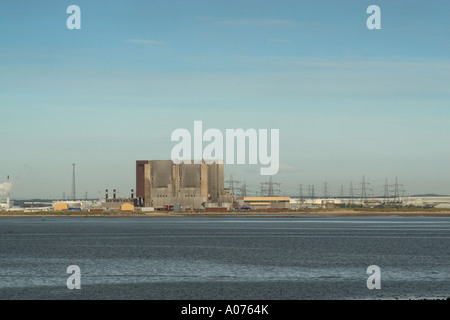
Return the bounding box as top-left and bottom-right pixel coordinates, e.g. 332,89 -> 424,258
1,210 -> 450,218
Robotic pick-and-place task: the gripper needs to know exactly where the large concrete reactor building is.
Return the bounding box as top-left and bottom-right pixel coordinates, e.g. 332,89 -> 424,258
136,160 -> 229,209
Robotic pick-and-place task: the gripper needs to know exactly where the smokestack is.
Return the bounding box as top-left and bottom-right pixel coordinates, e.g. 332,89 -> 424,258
113,189 -> 116,199
105,189 -> 108,200
131,189 -> 134,199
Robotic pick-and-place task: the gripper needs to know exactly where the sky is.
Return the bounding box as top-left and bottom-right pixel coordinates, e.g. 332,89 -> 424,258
1,0 -> 449,199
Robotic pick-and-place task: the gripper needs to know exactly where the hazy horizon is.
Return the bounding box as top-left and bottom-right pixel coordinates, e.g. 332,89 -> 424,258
1,0 -> 449,199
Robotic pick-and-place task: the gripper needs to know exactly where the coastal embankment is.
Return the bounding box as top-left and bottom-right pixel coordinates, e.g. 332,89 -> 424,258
1,208 -> 450,218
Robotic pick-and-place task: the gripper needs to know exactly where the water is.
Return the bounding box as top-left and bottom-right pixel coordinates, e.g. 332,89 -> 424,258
0,216 -> 448,299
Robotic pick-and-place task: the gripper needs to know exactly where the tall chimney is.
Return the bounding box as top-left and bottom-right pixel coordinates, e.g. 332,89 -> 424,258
113,189 -> 116,199
131,189 -> 134,199
105,189 -> 109,200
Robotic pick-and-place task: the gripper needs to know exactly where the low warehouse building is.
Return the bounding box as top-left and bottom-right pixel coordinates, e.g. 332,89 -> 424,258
54,203 -> 69,211
120,203 -> 134,212
242,197 -> 291,210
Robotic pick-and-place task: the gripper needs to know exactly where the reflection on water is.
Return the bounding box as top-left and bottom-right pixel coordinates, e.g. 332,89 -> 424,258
0,217 -> 449,299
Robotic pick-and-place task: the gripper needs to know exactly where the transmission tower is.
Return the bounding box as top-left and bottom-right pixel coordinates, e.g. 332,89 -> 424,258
268,176 -> 274,197
237,180 -> 249,197
393,177 -> 405,203
400,187 -> 407,199
349,182 -> 354,205
299,183 -> 304,203
260,182 -> 266,197
226,174 -> 240,195
323,182 -> 329,198
263,176 -> 281,197
242,181 -> 248,197
384,178 -> 389,203
71,163 -> 76,200
360,175 -> 367,205
394,177 -> 400,202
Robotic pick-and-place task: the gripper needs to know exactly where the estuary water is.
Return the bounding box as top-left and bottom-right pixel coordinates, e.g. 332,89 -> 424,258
0,216 -> 448,300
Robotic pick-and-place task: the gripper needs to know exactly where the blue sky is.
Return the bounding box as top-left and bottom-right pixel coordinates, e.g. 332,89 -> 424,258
1,0 -> 449,199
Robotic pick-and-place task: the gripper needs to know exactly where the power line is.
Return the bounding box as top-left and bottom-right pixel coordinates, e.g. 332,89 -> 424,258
236,180 -> 249,197
225,174 -> 240,195
384,178 -> 389,203
262,176 -> 281,197
323,182 -> 329,198
349,181 -> 354,204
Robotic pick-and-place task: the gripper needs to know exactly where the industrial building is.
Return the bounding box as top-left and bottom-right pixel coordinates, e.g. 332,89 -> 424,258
101,188 -> 135,211
240,197 -> 291,210
120,203 -> 134,212
0,198 -> 12,211
136,160 -> 233,210
54,203 -> 69,211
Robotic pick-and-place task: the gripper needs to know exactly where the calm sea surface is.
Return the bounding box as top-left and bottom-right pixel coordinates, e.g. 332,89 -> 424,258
0,216 -> 448,300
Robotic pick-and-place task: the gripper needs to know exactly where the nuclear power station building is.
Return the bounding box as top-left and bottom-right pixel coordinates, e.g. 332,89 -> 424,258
136,160 -> 232,209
